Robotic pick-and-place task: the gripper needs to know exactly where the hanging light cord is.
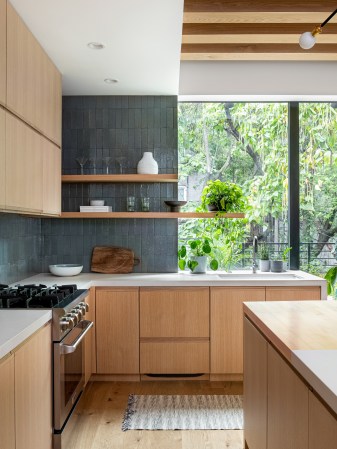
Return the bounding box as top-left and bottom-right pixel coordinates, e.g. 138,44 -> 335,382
320,8 -> 337,28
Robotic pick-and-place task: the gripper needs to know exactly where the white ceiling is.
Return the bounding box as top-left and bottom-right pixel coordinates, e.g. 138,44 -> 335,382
9,0 -> 184,95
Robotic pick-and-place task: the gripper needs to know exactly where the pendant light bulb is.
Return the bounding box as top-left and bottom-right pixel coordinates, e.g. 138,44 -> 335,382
299,31 -> 317,50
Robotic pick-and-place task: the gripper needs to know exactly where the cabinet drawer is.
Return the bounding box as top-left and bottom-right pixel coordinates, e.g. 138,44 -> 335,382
140,341 -> 209,374
266,287 -> 321,301
140,287 -> 209,338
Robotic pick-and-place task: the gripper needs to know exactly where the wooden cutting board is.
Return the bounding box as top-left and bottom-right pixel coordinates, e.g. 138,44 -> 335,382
91,246 -> 140,274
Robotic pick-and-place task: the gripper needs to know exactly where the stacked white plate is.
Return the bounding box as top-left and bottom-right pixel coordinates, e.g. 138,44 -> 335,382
80,206 -> 112,212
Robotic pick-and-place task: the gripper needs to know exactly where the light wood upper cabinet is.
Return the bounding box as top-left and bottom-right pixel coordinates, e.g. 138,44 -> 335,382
268,344 -> 308,449
96,288 -> 139,374
5,113 -> 43,212
0,354 -> 15,449
309,391 -> 337,449
43,141 -> 61,215
266,286 -> 321,301
0,0 -> 6,105
6,2 -> 61,146
211,287 -> 265,375
0,108 -> 5,209
243,318 -> 267,449
140,287 -> 209,338
15,324 -> 52,449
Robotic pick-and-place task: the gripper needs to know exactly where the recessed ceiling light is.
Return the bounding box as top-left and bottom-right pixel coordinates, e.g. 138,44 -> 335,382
104,78 -> 118,84
87,42 -> 105,50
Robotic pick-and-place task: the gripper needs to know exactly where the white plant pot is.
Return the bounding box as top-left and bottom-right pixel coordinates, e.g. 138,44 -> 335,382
270,260 -> 284,273
259,260 -> 270,272
137,152 -> 158,174
190,256 -> 207,274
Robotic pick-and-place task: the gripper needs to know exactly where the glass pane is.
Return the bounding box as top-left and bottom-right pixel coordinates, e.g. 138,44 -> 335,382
299,103 -> 337,276
178,102 -> 288,271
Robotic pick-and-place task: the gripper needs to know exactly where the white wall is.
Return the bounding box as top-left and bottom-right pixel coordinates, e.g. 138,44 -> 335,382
179,61 -> 337,101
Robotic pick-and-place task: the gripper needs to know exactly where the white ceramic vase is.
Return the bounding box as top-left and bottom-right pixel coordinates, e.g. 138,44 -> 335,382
259,260 -> 270,272
137,152 -> 158,174
190,256 -> 207,274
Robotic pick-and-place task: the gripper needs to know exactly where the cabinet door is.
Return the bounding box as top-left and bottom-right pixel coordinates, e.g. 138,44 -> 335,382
268,344 -> 308,449
309,391 -> 337,449
43,140 -> 61,215
96,288 -> 139,374
15,324 -> 52,449
7,3 -> 61,145
0,354 -> 15,449
211,287 -> 265,375
5,113 -> 43,212
0,0 -> 5,105
243,318 -> 267,449
140,287 -> 209,338
266,286 -> 321,301
0,108 -> 5,208
84,290 -> 95,385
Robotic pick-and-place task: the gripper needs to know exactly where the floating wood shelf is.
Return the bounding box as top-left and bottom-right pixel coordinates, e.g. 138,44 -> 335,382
62,174 -> 178,183
59,212 -> 245,219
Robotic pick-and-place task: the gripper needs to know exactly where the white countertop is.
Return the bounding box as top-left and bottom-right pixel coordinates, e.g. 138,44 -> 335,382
16,270 -> 326,292
292,350 -> 337,415
0,310 -> 52,359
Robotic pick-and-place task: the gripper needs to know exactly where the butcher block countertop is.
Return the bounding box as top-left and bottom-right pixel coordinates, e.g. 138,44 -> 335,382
244,300 -> 337,414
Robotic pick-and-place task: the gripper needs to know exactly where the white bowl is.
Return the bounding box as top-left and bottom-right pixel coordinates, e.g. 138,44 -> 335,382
90,200 -> 105,206
49,264 -> 83,277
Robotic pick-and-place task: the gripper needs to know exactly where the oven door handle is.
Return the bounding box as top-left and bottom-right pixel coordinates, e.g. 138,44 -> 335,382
59,320 -> 93,354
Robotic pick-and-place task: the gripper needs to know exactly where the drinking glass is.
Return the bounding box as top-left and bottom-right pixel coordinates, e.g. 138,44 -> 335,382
127,196 -> 136,212
75,157 -> 88,175
88,158 -> 97,175
141,197 -> 150,212
116,156 -> 128,174
102,157 -> 113,174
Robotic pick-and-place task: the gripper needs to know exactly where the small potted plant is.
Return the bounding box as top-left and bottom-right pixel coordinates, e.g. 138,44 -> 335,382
178,238 -> 219,274
200,180 -> 245,212
259,243 -> 270,272
271,246 -> 291,272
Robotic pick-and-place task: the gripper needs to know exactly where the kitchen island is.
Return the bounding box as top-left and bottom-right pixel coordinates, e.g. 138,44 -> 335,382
243,300 -> 337,449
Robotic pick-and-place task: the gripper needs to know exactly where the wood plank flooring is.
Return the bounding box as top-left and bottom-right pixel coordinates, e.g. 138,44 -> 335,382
67,381 -> 244,449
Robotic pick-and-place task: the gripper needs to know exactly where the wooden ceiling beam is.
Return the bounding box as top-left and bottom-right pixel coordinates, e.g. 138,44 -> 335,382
183,12 -> 337,24
183,23 -> 337,35
182,35 -> 337,44
181,43 -> 337,53
184,1 -> 337,13
181,53 -> 337,61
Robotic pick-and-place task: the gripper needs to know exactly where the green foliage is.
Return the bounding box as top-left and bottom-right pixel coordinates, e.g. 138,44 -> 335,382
325,266 -> 337,297
178,238 -> 218,272
282,246 -> 292,262
259,243 -> 270,261
200,179 -> 245,212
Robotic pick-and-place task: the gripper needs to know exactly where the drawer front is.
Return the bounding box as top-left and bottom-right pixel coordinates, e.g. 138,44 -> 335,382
140,341 -> 209,374
266,287 -> 321,301
140,287 -> 209,338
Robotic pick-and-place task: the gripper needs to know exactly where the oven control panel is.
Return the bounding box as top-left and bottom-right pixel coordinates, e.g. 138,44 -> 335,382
60,301 -> 89,332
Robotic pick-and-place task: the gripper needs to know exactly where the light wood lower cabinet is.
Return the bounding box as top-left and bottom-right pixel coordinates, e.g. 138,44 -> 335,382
96,288 -> 139,374
0,0 -> 5,105
15,323 -> 52,449
211,287 -> 265,376
0,354 -> 15,449
268,344 -> 309,449
243,318 -> 267,449
309,392 -> 337,449
266,286 -> 321,301
0,108 -> 5,209
84,289 -> 95,385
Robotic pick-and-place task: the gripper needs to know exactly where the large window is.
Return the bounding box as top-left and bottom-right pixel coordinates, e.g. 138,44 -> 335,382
178,102 -> 288,270
299,103 -> 337,275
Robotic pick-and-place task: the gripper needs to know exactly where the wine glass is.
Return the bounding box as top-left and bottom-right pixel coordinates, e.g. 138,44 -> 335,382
116,156 -> 128,174
75,157 -> 88,175
102,157 -> 113,174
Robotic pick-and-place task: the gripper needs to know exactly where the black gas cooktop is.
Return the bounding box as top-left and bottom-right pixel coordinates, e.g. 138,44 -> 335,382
0,284 -> 85,309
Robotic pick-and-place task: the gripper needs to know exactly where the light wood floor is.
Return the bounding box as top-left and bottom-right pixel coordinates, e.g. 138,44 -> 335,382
67,381 -> 244,449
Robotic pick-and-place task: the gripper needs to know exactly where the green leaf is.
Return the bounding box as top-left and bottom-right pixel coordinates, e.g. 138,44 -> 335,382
178,245 -> 186,258
210,259 -> 219,271
187,260 -> 198,272
178,259 -> 186,270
